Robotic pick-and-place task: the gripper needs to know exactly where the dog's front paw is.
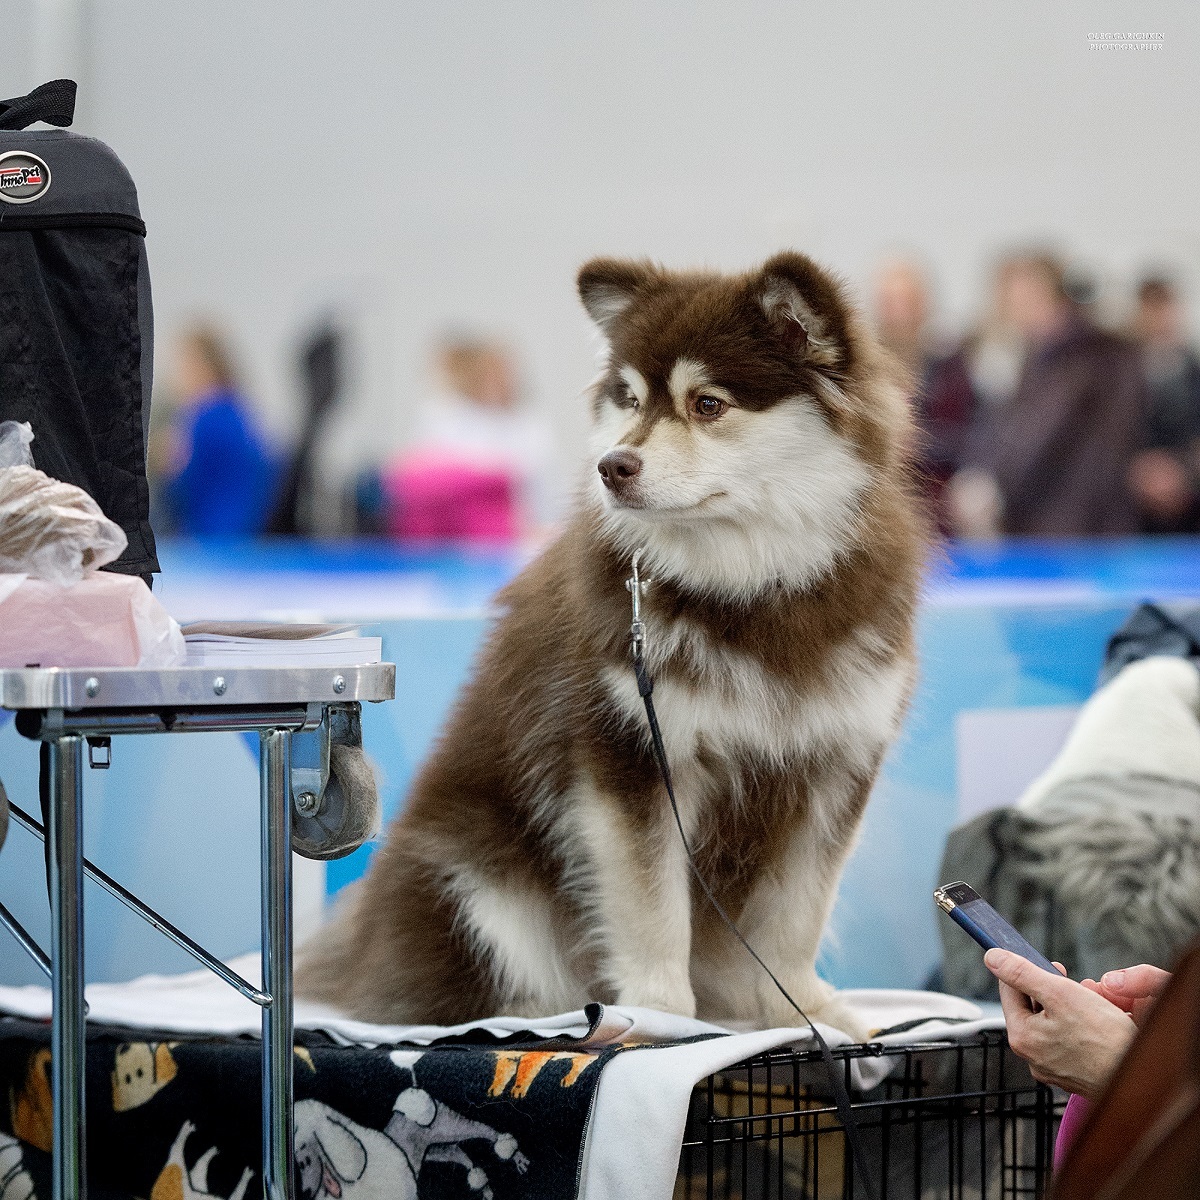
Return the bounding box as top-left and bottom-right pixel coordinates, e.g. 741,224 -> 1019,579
616,976 -> 697,1018
800,994 -> 872,1045
758,976 -> 870,1043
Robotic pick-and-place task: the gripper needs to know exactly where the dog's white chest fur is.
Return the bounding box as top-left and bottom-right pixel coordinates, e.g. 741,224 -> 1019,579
603,615 -> 910,778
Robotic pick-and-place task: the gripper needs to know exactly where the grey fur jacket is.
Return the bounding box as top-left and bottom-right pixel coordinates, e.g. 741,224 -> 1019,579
939,653 -> 1200,1000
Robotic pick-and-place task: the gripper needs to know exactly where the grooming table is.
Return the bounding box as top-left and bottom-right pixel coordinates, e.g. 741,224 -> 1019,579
0,661 -> 396,1200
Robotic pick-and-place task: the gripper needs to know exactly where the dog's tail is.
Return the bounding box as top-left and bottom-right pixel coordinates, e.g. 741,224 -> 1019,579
294,886 -> 368,1012
294,839 -> 503,1026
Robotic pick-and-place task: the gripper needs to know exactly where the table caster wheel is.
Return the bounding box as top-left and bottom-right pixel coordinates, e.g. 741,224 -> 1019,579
291,743 -> 379,860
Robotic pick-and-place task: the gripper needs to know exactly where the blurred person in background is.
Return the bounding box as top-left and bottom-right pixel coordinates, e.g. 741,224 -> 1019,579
151,325 -> 276,536
874,258 -> 932,380
873,258 -> 970,530
1127,277 -> 1200,533
942,253 -> 1147,537
382,335 -> 553,542
923,259 -> 1029,538
265,320 -> 346,537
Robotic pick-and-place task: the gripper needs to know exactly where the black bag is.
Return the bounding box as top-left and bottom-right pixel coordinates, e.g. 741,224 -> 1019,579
0,80 -> 159,579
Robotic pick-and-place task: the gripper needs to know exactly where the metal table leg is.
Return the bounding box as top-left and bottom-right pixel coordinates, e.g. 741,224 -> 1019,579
260,729 -> 294,1200
48,735 -> 86,1200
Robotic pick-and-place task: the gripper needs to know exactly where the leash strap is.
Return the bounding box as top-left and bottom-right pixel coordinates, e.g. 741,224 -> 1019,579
627,567 -> 879,1199
0,79 -> 77,130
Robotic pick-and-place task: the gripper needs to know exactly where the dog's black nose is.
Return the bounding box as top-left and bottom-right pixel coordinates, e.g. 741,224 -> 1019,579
598,449 -> 643,490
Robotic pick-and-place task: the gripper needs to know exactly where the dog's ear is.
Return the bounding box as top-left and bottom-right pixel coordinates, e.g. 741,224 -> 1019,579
577,258 -> 657,335
315,1113 -> 368,1184
754,252 -> 848,370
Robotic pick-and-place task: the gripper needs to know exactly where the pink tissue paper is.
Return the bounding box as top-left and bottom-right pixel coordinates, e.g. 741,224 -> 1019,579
0,572 -> 186,669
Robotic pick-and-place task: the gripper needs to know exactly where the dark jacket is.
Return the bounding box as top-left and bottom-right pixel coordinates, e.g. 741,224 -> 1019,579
964,318 -> 1148,536
1145,347 -> 1200,452
917,350 -> 977,532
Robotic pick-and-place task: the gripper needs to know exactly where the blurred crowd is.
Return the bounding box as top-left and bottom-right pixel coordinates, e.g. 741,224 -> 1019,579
149,328 -> 553,544
877,254 -> 1200,537
149,252 -> 1200,545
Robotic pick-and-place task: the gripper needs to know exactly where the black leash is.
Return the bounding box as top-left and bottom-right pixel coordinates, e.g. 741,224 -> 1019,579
626,551 -> 880,1200
0,79 -> 77,130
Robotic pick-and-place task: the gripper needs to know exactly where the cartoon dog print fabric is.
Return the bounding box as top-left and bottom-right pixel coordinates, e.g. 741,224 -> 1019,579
0,1132 -> 35,1200
295,1062 -> 536,1200
150,1123 -> 253,1200
0,1020 -> 617,1200
293,1048 -> 536,1200
113,1042 -> 178,1113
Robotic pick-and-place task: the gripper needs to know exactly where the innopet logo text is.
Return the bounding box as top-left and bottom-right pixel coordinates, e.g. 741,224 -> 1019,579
0,165 -> 44,192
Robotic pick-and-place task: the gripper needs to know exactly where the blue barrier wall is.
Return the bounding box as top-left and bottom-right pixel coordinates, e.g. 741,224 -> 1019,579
1,538 -> 1196,993
324,601 -> 1130,992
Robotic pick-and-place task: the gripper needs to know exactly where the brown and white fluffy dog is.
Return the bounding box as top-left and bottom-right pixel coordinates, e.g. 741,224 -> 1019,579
297,252 -> 924,1038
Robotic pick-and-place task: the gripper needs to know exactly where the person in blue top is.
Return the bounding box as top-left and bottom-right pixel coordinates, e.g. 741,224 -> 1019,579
155,325 -> 276,536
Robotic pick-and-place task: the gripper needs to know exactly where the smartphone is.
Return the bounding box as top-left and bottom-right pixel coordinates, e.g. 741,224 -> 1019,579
934,881 -> 1063,976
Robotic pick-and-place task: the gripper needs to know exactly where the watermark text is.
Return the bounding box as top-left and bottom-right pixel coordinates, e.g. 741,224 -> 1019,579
1087,32 -> 1164,51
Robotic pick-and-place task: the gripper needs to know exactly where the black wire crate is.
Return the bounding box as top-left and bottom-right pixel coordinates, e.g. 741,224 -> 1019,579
676,1032 -> 1065,1200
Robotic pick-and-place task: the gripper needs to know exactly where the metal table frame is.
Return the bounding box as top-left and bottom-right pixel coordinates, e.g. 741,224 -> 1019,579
0,662 -> 396,1200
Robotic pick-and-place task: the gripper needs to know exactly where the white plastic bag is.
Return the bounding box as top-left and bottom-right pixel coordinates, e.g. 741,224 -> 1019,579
0,420 -> 128,585
129,579 -> 188,667
0,421 -> 185,668
0,420 -> 34,469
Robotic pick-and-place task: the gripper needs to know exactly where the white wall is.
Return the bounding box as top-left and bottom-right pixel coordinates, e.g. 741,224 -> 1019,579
8,0 -> 1200,515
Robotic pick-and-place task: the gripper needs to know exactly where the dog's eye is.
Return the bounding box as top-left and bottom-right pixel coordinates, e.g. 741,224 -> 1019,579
693,395 -> 727,421
616,391 -> 639,411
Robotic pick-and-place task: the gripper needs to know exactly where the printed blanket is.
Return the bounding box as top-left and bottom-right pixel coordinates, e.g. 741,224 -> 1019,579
0,1015 -> 626,1200
0,966 -> 1000,1200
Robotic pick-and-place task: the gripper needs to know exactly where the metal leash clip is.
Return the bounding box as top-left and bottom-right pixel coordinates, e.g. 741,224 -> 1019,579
626,548 -> 650,659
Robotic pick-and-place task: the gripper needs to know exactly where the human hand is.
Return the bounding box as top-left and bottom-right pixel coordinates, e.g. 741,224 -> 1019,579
984,948 -> 1137,1100
1128,449 -> 1192,519
946,467 -> 1004,538
1079,964 -> 1171,1027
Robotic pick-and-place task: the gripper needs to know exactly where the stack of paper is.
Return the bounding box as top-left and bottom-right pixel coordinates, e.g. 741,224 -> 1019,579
182,622 -> 382,668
